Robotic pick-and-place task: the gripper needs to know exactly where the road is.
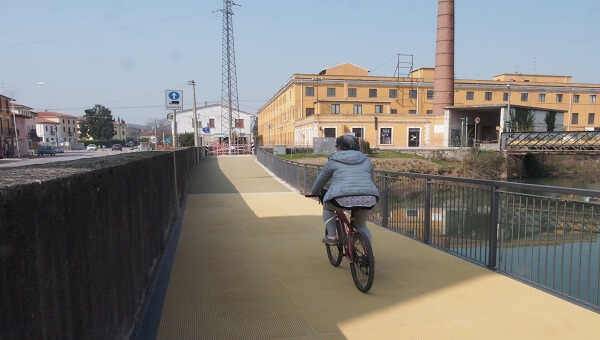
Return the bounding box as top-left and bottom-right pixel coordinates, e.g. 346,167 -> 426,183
0,149 -> 137,168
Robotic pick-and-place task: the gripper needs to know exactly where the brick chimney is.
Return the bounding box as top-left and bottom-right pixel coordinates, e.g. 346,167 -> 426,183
433,0 -> 455,115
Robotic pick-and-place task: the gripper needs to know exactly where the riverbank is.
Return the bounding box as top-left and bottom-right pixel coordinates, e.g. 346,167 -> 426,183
281,150 -> 506,180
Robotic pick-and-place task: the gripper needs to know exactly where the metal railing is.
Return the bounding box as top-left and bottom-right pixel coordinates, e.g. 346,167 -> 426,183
256,148 -> 600,311
502,131 -> 600,153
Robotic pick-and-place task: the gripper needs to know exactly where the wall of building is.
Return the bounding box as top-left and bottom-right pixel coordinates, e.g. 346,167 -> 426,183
258,64 -> 600,149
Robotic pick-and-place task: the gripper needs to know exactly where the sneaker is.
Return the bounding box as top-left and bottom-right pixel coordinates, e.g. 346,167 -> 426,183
322,235 -> 339,246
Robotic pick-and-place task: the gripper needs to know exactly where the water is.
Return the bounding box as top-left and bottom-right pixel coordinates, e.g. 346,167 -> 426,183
514,177 -> 600,191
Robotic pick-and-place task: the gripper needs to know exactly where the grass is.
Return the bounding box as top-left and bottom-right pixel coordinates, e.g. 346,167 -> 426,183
368,150 -> 426,160
279,152 -> 327,160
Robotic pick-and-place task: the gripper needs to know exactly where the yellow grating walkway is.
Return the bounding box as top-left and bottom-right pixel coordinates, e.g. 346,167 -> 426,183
158,156 -> 600,340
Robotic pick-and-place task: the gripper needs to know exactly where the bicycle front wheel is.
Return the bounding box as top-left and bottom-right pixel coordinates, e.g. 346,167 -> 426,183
350,229 -> 374,293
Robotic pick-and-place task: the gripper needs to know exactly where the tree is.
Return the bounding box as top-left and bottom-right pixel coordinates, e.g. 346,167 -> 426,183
510,108 -> 535,132
544,112 -> 556,132
79,105 -> 115,140
179,132 -> 194,147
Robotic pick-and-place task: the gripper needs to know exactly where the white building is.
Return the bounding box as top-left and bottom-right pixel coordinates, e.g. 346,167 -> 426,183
36,111 -> 79,147
175,103 -> 255,144
113,118 -> 128,141
35,118 -> 60,145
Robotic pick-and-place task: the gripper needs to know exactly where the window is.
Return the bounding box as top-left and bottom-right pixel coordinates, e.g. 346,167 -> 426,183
426,110 -> 433,115
209,118 -> 215,128
330,103 -> 340,114
466,91 -> 474,100
323,128 -> 336,138
591,95 -> 597,104
390,108 -> 398,114
485,92 -> 493,101
375,105 -> 383,113
503,92 -> 509,102
305,108 -> 314,116
588,113 -> 595,125
389,89 -> 398,98
235,119 -> 244,128
573,94 -> 580,103
408,109 -> 417,115
408,128 -> 420,147
571,113 -> 579,125
327,87 -> 336,97
353,104 -> 362,115
556,94 -> 563,103
45,126 -> 48,131
521,92 -> 529,101
305,87 -> 314,96
380,128 -> 392,145
369,89 -> 377,98
427,90 -> 434,100
352,127 -> 364,139
539,93 -> 546,103
348,88 -> 357,97
409,89 -> 417,99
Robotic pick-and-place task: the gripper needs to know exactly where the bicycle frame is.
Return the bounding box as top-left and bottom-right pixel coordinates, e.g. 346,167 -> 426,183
335,209 -> 357,262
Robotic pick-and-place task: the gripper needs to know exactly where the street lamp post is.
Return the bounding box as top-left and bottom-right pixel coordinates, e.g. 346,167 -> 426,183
187,80 -> 199,147
10,101 -> 20,158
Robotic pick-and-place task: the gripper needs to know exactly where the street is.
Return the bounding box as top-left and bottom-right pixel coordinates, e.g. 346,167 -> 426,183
0,149 -> 138,168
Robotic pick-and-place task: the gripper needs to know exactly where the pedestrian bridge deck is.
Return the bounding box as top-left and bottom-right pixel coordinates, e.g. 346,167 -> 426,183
158,156 -> 600,340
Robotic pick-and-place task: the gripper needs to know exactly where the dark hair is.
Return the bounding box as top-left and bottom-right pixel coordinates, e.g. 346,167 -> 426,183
336,134 -> 359,151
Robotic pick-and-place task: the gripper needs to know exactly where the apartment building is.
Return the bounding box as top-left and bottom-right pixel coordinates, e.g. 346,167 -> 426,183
113,118 -> 128,141
36,111 -> 79,147
0,94 -> 15,157
9,103 -> 38,155
258,63 -> 600,148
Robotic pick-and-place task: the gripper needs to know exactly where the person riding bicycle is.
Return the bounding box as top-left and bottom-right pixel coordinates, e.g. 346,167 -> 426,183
310,134 -> 379,245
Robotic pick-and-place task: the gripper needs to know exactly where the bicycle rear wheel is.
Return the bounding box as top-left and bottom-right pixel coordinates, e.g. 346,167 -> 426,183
350,229 -> 374,293
325,222 -> 343,267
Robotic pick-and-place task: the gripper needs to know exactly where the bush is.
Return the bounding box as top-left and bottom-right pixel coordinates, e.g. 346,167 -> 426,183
359,139 -> 372,154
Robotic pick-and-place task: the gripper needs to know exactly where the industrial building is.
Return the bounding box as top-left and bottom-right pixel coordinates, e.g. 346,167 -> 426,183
257,64 -> 600,149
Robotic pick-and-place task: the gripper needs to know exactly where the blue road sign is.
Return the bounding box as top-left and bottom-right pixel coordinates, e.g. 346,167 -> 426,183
165,89 -> 183,109
168,91 -> 180,100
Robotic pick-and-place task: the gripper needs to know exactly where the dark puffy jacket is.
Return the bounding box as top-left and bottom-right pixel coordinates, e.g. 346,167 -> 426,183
310,150 -> 379,203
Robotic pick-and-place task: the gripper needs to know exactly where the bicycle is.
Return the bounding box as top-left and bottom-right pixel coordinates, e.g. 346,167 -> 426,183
305,194 -> 375,293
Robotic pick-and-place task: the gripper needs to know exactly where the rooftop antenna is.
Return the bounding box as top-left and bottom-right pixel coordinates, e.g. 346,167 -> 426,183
216,0 -> 241,147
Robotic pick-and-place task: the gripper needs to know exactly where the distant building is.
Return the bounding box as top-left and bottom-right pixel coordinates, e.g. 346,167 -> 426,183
258,63 -> 600,149
35,118 -> 60,146
9,103 -> 38,155
0,94 -> 15,157
36,111 -> 79,147
176,103 -> 255,144
113,118 -> 127,141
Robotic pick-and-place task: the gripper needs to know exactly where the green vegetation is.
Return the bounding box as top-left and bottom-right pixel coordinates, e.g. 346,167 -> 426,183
279,152 -> 328,160
179,132 -> 195,147
79,104 -> 115,140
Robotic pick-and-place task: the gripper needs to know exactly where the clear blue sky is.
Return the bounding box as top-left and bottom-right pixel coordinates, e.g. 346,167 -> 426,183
2,0 -> 599,124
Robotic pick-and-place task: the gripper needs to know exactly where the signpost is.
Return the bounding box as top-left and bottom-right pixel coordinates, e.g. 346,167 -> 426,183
165,90 -> 183,147
474,116 -> 481,146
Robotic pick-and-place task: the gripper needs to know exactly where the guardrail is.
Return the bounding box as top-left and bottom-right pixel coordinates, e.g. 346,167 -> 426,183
257,148 -> 600,311
502,131 -> 600,153
0,147 -> 207,339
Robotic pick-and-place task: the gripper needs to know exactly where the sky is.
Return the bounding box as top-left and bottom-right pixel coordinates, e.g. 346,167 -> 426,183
1,0 -> 599,124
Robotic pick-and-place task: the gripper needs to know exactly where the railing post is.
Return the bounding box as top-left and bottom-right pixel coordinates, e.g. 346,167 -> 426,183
424,178 -> 432,244
381,177 -> 390,229
487,185 -> 500,269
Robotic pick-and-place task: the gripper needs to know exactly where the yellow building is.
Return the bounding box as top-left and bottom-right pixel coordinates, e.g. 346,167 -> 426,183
257,63 -> 600,148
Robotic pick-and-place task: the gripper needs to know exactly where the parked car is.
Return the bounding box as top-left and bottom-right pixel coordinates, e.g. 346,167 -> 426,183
86,144 -> 98,151
37,145 -> 56,156
111,144 -> 122,151
55,146 -> 65,153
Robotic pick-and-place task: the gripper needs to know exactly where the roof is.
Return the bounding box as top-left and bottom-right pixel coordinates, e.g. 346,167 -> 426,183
494,72 -> 571,78
36,118 -> 59,124
37,111 -> 79,119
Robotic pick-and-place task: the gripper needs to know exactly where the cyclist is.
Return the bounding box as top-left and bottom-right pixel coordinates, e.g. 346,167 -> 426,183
310,134 -> 379,245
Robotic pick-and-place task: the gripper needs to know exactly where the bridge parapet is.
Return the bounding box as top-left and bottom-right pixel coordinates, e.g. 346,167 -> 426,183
0,147 -> 206,339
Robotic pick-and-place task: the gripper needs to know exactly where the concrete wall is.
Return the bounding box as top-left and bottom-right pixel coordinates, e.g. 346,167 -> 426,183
0,148 -> 205,339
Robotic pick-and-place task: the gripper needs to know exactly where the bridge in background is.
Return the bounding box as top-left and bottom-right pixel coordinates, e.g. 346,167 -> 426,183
502,131 -> 600,154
